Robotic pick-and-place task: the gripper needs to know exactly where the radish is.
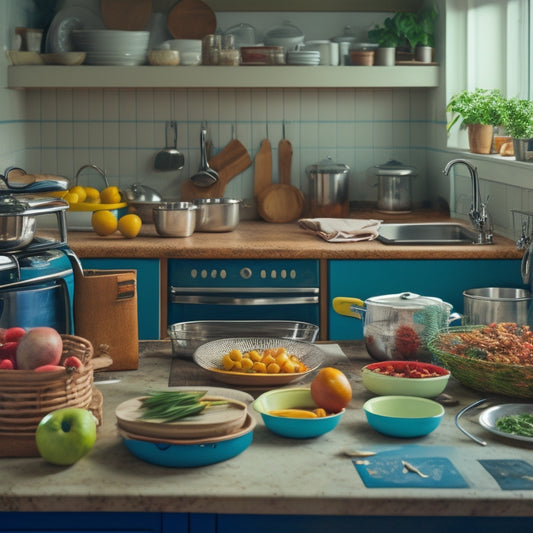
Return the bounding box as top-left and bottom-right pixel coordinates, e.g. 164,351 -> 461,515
16,327 -> 63,370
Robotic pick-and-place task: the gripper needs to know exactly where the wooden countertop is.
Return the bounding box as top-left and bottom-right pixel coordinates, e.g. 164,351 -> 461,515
2,341 -> 533,517
60,210 -> 523,260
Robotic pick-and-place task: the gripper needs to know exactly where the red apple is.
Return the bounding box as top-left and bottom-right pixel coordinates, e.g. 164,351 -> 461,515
16,327 -> 63,370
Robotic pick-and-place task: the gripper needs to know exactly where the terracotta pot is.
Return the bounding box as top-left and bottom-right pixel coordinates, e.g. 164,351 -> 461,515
349,50 -> 375,66
467,124 -> 493,154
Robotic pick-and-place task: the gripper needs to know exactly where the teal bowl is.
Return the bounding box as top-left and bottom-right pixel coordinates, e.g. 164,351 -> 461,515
363,395 -> 444,438
253,387 -> 344,439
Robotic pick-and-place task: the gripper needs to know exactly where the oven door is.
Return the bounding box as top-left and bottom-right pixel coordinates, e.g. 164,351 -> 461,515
168,259 -> 320,326
169,286 -> 319,324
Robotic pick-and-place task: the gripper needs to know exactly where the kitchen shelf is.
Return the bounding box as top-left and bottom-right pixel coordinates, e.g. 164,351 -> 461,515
8,65 -> 439,89
205,0 -> 423,11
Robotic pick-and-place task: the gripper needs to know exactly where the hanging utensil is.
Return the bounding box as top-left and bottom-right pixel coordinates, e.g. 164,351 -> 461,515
190,123 -> 219,188
253,126 -> 272,200
154,121 -> 184,171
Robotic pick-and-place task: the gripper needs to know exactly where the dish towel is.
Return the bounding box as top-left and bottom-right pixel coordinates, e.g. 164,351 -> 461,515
299,218 -> 382,242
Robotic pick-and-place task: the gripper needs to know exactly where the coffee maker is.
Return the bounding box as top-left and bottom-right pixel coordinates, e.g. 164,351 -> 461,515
0,169 -> 78,334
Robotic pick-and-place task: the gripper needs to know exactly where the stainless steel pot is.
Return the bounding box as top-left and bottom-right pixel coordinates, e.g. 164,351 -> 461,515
153,202 -> 197,237
123,184 -> 162,223
306,156 -> 350,218
463,287 -> 533,326
0,214 -> 35,250
333,292 -> 458,361
367,160 -> 417,212
194,198 -> 240,232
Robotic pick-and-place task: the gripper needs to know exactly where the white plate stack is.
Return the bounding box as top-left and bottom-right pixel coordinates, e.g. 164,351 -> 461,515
286,50 -> 321,66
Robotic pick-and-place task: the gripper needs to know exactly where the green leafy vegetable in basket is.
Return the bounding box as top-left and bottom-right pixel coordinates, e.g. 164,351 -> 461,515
496,413 -> 533,437
138,390 -> 228,423
463,346 -> 487,360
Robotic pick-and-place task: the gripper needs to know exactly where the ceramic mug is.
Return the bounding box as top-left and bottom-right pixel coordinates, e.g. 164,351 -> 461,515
304,40 -> 339,66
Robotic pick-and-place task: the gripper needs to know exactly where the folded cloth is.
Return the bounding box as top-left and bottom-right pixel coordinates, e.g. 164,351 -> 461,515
298,218 -> 382,242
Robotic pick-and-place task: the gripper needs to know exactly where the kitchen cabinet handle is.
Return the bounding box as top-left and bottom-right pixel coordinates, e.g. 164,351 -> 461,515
170,294 -> 318,306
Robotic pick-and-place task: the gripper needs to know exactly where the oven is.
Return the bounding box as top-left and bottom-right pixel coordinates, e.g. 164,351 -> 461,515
168,259 -> 320,328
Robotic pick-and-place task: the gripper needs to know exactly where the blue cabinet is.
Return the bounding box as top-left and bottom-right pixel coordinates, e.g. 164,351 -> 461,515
80,258 -> 160,340
328,259 -> 525,340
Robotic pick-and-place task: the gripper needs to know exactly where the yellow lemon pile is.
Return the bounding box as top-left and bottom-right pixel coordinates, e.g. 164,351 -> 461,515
91,211 -> 142,239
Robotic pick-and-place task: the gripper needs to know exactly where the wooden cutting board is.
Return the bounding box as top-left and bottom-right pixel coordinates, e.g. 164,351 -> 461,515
253,138 -> 272,200
167,0 -> 217,39
257,137 -> 304,223
101,0 -> 153,30
180,139 -> 252,201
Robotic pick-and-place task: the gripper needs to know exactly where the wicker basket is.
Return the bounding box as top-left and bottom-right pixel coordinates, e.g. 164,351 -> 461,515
0,334 -> 102,457
428,326 -> 533,399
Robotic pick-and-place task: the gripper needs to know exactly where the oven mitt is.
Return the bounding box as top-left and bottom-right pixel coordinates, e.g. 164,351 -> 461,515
353,454 -> 469,488
479,459 -> 533,490
298,218 -> 382,242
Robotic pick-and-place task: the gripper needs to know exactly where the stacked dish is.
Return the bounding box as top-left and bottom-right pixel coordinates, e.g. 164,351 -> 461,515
72,30 -> 149,65
287,50 -> 320,66
115,387 -> 256,467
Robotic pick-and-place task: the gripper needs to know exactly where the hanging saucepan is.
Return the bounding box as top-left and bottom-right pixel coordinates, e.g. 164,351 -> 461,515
333,292 -> 460,361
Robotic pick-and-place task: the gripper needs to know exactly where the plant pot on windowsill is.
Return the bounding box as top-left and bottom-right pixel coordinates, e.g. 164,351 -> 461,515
513,138 -> 533,162
467,124 -> 494,154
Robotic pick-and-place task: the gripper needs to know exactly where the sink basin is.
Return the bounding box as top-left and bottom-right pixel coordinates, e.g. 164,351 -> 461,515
377,223 -> 478,245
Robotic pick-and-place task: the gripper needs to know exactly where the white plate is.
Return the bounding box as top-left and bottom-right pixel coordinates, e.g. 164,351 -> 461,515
46,6 -> 105,54
478,403 -> 533,443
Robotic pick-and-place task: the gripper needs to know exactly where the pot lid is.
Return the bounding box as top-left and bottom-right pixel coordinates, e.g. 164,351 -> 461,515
367,159 -> 417,177
366,292 -> 451,309
123,183 -> 162,202
306,156 -> 350,175
264,21 -> 303,40
331,25 -> 356,43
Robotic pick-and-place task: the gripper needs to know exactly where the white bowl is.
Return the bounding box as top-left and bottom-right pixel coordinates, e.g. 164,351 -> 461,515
163,39 -> 202,53
72,30 -> 149,53
85,51 -> 147,66
180,51 -> 202,66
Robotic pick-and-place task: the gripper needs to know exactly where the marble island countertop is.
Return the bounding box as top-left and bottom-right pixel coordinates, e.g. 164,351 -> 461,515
1,341 -> 533,517
58,211 -> 523,260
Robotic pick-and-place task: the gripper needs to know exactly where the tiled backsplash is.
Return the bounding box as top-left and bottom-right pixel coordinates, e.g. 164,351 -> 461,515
17,87 -> 430,210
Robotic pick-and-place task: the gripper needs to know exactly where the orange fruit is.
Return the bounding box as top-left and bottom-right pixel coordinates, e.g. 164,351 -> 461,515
310,367 -> 352,413
91,210 -> 117,236
118,214 -> 142,239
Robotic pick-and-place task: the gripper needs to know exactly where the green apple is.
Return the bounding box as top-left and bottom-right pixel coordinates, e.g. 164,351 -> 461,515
35,407 -> 97,465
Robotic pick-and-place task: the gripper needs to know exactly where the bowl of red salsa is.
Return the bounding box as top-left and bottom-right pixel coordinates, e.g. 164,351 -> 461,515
362,360 -> 450,398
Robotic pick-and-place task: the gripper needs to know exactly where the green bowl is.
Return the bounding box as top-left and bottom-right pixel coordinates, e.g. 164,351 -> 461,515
362,360 -> 450,398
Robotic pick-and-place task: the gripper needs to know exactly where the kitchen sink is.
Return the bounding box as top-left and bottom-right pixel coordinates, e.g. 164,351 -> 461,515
377,222 -> 478,245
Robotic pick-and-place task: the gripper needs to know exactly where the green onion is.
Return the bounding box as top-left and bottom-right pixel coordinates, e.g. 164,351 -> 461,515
496,413 -> 533,437
137,390 -> 228,423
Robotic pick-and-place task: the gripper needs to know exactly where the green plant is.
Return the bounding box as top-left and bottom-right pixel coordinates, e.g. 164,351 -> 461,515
446,88 -> 506,133
392,7 -> 438,51
368,17 -> 400,48
502,97 -> 533,139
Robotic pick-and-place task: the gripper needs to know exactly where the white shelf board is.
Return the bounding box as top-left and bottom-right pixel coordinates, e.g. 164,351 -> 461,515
8,65 -> 439,89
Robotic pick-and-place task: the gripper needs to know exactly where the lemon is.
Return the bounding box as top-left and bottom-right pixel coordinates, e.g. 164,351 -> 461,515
91,210 -> 118,236
69,185 -> 87,203
84,186 -> 100,203
100,186 -> 122,205
64,191 -> 79,204
118,214 -> 142,239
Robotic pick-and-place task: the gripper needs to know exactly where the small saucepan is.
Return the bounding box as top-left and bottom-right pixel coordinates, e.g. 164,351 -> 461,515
333,292 -> 459,361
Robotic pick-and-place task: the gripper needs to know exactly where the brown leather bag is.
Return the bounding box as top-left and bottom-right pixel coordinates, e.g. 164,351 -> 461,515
74,269 -> 139,371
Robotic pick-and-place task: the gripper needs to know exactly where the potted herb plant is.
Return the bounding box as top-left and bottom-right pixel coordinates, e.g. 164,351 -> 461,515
446,88 -> 506,154
414,7 -> 437,62
368,17 -> 399,66
501,97 -> 533,161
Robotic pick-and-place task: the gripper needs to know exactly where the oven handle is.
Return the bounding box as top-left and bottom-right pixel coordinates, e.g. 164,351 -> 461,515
170,286 -> 319,306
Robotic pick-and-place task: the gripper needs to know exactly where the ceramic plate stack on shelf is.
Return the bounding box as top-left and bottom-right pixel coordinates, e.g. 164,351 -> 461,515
286,50 -> 320,66
115,386 -> 256,467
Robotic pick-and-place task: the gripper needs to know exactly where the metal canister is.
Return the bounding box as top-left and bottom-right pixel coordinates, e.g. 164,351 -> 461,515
367,160 -> 417,212
305,157 -> 350,218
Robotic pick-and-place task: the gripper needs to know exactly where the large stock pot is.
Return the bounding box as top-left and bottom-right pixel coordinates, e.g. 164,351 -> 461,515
333,292 -> 459,361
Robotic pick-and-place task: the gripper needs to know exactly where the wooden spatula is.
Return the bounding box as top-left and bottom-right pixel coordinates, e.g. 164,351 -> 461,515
253,138 -> 272,200
101,0 -> 152,30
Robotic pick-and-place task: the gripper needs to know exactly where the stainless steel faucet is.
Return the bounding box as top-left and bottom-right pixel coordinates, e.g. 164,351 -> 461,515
443,159 -> 493,245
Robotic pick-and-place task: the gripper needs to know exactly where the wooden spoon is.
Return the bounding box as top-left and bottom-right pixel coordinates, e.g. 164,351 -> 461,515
167,0 -> 217,39
253,138 -> 272,200
101,0 -> 152,30
257,136 -> 304,223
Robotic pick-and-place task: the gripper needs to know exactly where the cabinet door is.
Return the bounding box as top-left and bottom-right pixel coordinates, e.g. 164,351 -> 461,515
328,259 -> 524,340
80,258 -> 160,340
0,512 -> 166,532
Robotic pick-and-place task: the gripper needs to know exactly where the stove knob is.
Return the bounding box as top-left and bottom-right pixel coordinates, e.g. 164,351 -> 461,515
240,267 -> 252,280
